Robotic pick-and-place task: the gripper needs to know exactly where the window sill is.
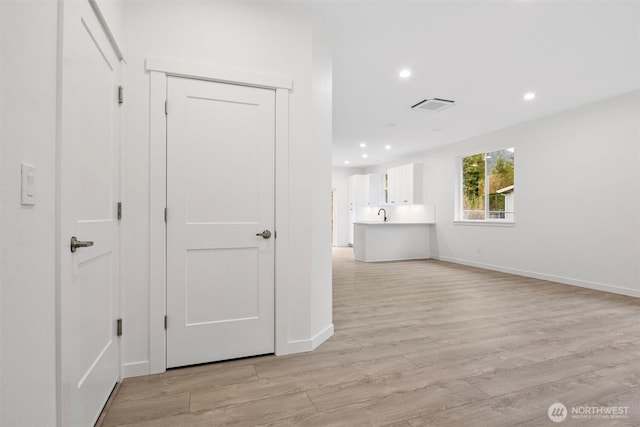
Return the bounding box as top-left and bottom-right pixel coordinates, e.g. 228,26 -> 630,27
454,220 -> 516,227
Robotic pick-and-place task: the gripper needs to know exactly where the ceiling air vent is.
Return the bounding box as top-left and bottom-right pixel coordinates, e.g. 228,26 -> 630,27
411,98 -> 455,112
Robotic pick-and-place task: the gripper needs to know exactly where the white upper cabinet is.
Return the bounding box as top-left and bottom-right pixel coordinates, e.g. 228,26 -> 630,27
348,174 -> 360,207
348,173 -> 385,207
365,173 -> 385,206
348,174 -> 367,207
387,163 -> 423,205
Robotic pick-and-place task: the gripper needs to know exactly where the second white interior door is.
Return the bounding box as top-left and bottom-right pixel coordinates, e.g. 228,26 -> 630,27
166,76 -> 275,368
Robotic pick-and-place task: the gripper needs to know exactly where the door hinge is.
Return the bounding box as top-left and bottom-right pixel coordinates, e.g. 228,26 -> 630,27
118,86 -> 124,104
164,207 -> 167,223
164,100 -> 168,115
117,202 -> 122,220
274,230 -> 277,239
116,318 -> 123,337
164,315 -> 167,330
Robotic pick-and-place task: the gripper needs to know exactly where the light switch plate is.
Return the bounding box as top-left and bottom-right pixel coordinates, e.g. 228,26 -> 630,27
21,163 -> 36,206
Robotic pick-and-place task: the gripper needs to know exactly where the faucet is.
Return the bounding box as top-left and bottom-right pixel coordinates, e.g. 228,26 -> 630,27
377,208 -> 388,222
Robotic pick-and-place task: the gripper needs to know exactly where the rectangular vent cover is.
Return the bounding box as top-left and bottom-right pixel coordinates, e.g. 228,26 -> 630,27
411,98 -> 455,112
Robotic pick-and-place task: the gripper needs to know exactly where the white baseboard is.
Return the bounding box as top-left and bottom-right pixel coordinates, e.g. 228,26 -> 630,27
122,360 -> 150,379
356,256 -> 430,263
285,324 -> 334,354
310,324 -> 334,350
435,256 -> 640,298
127,324 -> 335,377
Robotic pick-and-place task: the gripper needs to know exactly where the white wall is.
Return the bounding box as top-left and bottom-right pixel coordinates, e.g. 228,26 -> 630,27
369,92 -> 640,296
0,1 -> 58,425
309,12 -> 333,343
121,1 -> 333,376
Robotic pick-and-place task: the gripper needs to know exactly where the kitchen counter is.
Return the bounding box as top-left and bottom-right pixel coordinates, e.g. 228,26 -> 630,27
353,222 -> 433,262
354,221 -> 434,225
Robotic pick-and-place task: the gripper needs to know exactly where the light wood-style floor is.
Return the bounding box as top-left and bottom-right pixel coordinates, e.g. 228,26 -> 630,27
98,248 -> 640,426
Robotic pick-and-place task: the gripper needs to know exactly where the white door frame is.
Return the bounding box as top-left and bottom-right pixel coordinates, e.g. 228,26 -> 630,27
146,58 -> 292,374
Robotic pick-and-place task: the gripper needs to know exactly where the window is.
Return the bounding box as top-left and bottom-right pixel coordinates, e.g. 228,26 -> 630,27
461,148 -> 514,221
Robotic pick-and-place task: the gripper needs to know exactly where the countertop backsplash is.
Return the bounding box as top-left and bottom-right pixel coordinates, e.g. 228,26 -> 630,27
356,203 -> 435,223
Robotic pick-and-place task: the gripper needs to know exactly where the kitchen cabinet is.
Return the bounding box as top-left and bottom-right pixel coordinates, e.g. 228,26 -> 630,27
364,174 -> 385,206
348,173 -> 385,207
348,207 -> 356,246
348,173 -> 385,246
387,163 -> 422,205
348,174 -> 361,208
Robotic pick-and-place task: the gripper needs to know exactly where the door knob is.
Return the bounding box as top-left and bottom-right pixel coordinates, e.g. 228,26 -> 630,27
256,230 -> 272,239
70,236 -> 94,253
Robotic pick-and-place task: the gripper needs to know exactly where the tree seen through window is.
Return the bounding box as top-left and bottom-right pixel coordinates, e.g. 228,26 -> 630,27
461,148 -> 514,220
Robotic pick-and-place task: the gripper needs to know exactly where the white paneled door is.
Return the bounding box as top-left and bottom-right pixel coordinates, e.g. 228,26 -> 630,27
59,1 -> 121,425
166,77 -> 275,368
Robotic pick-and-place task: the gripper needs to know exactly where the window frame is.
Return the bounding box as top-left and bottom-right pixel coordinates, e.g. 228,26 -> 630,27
455,148 -> 515,225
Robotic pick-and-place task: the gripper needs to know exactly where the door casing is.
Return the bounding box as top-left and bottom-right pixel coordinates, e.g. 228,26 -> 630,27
146,58 -> 292,375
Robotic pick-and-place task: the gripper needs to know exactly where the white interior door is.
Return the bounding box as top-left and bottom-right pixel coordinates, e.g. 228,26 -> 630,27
59,1 -> 121,425
166,77 -> 275,368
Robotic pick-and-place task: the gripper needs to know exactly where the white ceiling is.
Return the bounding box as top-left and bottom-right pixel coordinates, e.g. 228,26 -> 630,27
314,1 -> 640,168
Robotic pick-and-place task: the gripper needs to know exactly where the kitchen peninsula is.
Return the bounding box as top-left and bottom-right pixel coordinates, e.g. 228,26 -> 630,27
353,222 -> 434,262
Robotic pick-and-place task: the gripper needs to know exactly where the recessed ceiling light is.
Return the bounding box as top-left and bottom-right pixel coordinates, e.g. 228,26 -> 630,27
385,145 -> 391,150
399,69 -> 411,79
362,154 -> 368,158
523,92 -> 536,101
359,142 -> 366,148
344,160 -> 350,165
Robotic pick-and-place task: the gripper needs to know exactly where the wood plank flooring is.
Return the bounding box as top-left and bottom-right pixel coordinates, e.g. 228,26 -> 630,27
98,247 -> 640,426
